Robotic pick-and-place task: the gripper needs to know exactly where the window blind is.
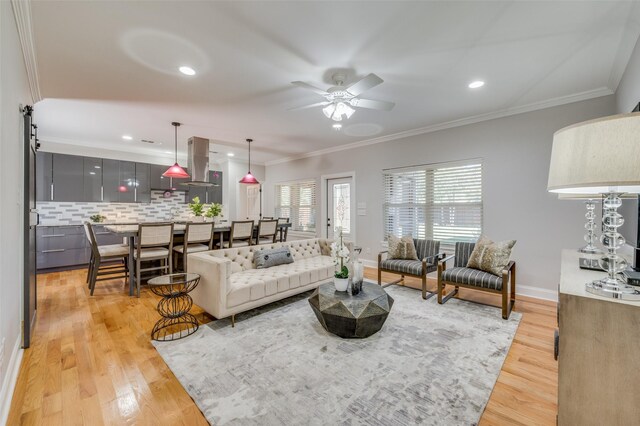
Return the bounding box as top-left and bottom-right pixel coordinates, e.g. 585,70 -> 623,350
383,161 -> 482,250
275,180 -> 317,233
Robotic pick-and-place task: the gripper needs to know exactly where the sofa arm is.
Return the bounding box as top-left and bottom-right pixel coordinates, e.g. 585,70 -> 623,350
187,252 -> 232,319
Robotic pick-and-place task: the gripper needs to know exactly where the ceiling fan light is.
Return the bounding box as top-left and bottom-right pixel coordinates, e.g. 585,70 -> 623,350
322,104 -> 336,118
344,105 -> 355,119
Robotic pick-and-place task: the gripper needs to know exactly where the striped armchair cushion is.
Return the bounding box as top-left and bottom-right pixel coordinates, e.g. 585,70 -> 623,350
414,239 -> 440,261
441,267 -> 503,291
381,259 -> 437,276
454,242 -> 476,268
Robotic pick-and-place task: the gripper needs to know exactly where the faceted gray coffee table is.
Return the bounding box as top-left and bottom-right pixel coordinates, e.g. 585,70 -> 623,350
308,281 -> 394,338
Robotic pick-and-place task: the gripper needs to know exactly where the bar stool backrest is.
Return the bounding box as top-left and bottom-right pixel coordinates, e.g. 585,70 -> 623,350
185,222 -> 214,247
84,222 -> 100,258
138,223 -> 174,248
258,219 -> 278,238
230,220 -> 254,245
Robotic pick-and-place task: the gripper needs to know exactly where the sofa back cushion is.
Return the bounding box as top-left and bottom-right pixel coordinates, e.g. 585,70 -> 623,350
254,247 -> 294,269
208,238 -> 323,272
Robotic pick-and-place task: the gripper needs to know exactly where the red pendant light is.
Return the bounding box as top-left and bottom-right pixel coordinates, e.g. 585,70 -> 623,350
163,122 -> 190,179
239,138 -> 260,184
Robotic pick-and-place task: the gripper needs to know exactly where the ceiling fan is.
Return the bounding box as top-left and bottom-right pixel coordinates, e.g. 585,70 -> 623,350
289,72 -> 395,122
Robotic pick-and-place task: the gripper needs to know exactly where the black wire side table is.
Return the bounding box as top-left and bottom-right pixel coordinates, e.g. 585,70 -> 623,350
148,273 -> 200,341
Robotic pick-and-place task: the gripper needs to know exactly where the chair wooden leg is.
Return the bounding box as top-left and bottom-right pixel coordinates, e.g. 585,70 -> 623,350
89,258 -> 100,296
231,314 -> 235,328
183,253 -> 188,273
87,257 -> 93,287
136,259 -> 141,298
377,267 -> 381,285
168,255 -> 173,275
422,274 -> 427,300
502,284 -> 509,320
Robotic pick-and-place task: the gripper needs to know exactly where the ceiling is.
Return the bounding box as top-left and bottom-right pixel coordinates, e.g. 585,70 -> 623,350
31,1 -> 640,164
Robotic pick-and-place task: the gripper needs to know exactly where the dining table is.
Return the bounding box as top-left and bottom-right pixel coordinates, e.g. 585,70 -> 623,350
104,221 -> 292,296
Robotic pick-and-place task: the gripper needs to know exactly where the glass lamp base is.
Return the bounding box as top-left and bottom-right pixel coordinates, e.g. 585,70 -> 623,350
586,279 -> 640,300
578,245 -> 602,255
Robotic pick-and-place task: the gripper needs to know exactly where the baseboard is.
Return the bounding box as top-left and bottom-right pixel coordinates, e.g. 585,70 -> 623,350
364,261 -> 559,302
515,284 -> 558,302
0,336 -> 24,425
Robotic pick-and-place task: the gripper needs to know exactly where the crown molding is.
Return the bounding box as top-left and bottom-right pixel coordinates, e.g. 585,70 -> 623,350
11,0 -> 42,103
265,87 -> 614,166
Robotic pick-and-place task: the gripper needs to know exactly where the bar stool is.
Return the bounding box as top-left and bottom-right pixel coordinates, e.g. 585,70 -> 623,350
84,222 -> 129,296
257,219 -> 278,244
173,222 -> 214,272
221,220 -> 254,248
277,217 -> 290,242
134,223 -> 174,297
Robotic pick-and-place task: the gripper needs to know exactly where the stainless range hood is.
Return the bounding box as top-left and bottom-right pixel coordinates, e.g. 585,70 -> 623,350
182,136 -> 215,187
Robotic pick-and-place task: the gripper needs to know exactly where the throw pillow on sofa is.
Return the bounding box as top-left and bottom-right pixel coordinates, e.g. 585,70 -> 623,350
387,235 -> 418,260
254,247 -> 294,269
467,235 -> 516,276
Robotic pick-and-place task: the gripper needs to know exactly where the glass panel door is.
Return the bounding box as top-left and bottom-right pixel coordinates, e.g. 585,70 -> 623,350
327,177 -> 353,240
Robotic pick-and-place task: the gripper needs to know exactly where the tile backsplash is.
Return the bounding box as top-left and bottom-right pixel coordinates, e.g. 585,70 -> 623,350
38,190 -> 195,225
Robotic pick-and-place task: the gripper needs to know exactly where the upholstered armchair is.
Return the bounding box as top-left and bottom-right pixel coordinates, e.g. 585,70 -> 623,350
437,242 -> 516,319
378,239 -> 445,300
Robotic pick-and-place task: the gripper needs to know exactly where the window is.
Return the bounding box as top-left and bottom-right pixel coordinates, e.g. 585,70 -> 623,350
275,180 -> 317,233
383,161 -> 482,250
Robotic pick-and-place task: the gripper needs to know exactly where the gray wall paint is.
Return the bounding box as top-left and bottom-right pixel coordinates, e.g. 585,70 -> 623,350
615,35 -> 640,247
0,0 -> 32,416
265,95 -> 617,297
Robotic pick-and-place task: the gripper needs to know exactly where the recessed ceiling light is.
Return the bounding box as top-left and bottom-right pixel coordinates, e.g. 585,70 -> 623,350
227,152 -> 234,157
122,135 -> 133,140
89,172 -> 96,175
94,165 -> 101,169
164,151 -> 172,154
332,123 -> 342,130
179,66 -> 196,76
468,80 -> 485,89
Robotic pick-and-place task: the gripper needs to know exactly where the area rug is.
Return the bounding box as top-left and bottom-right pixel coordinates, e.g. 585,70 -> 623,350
153,283 -> 521,425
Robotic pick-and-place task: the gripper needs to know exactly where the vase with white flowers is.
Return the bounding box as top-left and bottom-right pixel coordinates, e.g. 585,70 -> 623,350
331,227 -> 350,292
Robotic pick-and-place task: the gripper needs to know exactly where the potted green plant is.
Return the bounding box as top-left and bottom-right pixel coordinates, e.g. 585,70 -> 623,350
331,227 -> 350,291
89,214 -> 107,223
188,196 -> 205,222
204,203 -> 223,224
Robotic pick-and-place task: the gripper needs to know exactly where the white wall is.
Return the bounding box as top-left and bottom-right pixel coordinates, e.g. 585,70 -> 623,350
615,35 -> 640,247
0,1 -> 32,421
265,95 -> 617,300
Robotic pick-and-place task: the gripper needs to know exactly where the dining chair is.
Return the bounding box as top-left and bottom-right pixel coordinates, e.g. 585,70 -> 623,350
257,219 -> 278,244
134,223 -> 174,297
173,222 -> 214,272
277,217 -> 290,242
84,222 -> 129,296
222,220 -> 254,248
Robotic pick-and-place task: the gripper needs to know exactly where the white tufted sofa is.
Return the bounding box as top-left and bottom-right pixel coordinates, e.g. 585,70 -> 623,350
188,238 -> 337,323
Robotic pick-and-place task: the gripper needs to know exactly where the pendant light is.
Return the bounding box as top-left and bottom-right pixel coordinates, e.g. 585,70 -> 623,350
163,122 -> 190,179
239,138 -> 259,184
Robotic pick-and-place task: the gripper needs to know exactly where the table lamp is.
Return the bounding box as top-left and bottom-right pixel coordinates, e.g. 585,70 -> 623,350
548,113 -> 640,300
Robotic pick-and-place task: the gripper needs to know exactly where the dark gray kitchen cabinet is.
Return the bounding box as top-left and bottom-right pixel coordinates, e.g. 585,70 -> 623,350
36,151 -> 53,201
208,170 -> 223,204
135,163 -> 151,203
52,154 -> 84,202
83,157 -> 103,202
150,164 -> 173,190
185,170 -> 223,204
103,159 -> 136,203
36,225 -> 90,270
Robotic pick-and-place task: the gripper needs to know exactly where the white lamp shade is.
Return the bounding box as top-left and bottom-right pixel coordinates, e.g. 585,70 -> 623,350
547,113 -> 640,194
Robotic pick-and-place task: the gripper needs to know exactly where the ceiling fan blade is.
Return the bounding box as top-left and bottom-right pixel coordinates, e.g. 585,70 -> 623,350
351,98 -> 395,111
287,101 -> 331,111
291,81 -> 329,96
345,73 -> 384,96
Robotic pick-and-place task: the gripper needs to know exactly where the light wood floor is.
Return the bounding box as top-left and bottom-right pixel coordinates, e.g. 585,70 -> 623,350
8,268 -> 558,425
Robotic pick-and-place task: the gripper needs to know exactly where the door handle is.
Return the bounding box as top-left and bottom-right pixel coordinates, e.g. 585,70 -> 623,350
42,234 -> 65,238
327,218 -> 331,228
42,249 -> 65,253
